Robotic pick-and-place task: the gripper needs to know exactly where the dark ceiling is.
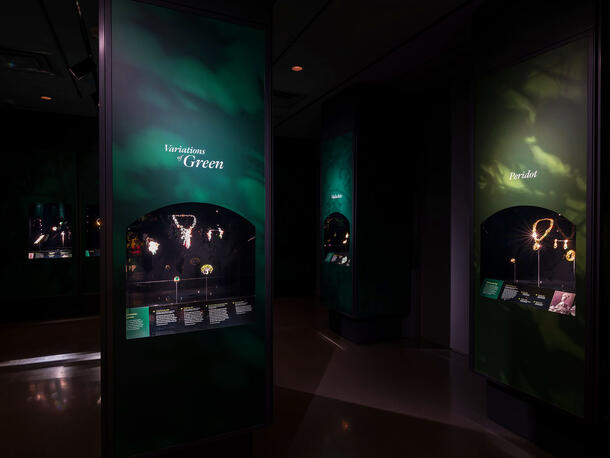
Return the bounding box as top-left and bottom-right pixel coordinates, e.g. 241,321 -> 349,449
0,0 -> 98,116
272,0 -> 474,138
0,0 -> 475,136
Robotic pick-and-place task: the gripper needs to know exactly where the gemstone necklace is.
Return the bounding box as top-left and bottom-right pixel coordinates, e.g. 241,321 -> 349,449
171,214 -> 197,249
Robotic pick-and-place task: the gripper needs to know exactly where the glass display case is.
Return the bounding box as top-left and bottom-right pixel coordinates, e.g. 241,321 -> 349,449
480,205 -> 576,316
323,212 -> 350,266
27,203 -> 72,259
125,202 -> 256,339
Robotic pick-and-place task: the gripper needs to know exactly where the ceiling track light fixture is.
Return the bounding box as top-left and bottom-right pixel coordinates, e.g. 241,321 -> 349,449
291,65 -> 303,72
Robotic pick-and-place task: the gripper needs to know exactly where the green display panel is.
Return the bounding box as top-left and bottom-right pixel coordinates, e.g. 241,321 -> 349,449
473,38 -> 588,416
106,0 -> 268,455
320,132 -> 353,314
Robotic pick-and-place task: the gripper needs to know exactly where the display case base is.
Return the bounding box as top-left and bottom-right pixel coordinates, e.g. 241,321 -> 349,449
486,381 -> 589,456
329,310 -> 403,344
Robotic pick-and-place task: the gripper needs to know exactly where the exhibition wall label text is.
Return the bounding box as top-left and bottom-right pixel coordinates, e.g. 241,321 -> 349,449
165,144 -> 224,170
509,169 -> 538,180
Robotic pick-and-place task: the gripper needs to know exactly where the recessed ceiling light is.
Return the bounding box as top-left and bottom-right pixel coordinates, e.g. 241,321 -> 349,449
40,96 -> 52,100
291,66 -> 303,72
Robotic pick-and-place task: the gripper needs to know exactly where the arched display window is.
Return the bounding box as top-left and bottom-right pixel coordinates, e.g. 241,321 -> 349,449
125,202 -> 256,338
27,203 -> 72,259
480,205 -> 576,316
323,212 -> 350,267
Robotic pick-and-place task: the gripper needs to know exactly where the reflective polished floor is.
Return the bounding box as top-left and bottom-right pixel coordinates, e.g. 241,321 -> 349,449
253,298 -> 549,458
0,299 -> 550,457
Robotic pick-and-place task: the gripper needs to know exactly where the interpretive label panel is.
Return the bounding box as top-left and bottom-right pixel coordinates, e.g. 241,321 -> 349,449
125,297 -> 256,339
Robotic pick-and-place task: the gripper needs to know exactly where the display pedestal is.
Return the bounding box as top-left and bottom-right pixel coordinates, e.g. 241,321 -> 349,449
486,381 -> 587,456
329,310 -> 402,344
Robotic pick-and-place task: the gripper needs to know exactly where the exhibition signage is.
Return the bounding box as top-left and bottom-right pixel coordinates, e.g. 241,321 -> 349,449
100,0 -> 270,456
473,38 -> 588,417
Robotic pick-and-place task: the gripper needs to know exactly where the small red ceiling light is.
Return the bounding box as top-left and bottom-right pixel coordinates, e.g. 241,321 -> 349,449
40,96 -> 52,100
291,65 -> 303,72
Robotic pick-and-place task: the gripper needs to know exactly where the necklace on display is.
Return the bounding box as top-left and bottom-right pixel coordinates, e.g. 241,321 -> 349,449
171,214 -> 197,249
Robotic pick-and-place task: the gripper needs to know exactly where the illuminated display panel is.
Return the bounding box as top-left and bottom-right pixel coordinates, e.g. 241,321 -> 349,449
105,0 -> 269,454
473,38 -> 588,417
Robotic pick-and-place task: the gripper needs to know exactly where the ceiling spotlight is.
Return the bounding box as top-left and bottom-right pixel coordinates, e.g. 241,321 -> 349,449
291,65 -> 303,72
40,96 -> 52,100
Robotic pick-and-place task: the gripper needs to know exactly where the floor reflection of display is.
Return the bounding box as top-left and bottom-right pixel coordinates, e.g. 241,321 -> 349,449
27,203 -> 72,259
126,203 -> 256,338
323,212 -> 350,267
480,206 -> 576,316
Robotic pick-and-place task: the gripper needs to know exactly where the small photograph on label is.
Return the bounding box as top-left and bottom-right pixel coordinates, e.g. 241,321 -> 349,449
548,291 -> 576,316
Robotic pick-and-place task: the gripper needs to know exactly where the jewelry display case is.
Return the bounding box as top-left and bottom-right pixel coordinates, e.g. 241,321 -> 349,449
125,202 -> 256,339
27,203 -> 72,259
480,206 -> 576,316
323,212 -> 350,267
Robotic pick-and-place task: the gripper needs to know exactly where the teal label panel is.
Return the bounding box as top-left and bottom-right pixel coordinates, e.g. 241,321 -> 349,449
480,279 -> 504,300
126,307 -> 150,339
109,0 -> 267,455
473,38 -> 588,416
320,132 -> 353,314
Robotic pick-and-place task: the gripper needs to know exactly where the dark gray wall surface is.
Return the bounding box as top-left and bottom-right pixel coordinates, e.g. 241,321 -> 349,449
273,137 -> 319,297
450,79 -> 471,355
418,94 -> 452,347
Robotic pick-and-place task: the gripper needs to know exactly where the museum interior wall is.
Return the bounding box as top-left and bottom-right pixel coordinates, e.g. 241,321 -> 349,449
273,137 -> 318,298
449,78 -> 472,355
416,93 -> 452,348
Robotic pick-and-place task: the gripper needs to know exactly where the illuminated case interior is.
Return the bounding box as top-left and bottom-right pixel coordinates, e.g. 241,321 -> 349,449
323,212 -> 350,266
125,202 -> 256,339
27,203 -> 72,259
480,205 -> 576,316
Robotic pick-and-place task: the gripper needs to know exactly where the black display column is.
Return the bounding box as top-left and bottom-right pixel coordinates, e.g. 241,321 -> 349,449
320,88 -> 414,343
